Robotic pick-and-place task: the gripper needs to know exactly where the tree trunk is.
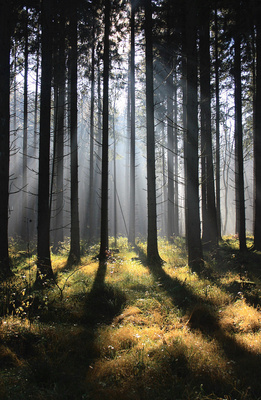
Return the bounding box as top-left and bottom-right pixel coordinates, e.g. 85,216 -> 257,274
0,0 -> 12,279
185,0 -> 203,272
68,3 -> 81,265
254,1 -> 261,250
234,21 -> 246,252
199,5 -> 218,249
129,0 -> 136,245
36,0 -> 54,283
145,0 -> 163,266
22,7 -> 28,241
88,34 -> 95,242
214,5 -> 222,240
167,58 -> 174,241
99,0 -> 111,260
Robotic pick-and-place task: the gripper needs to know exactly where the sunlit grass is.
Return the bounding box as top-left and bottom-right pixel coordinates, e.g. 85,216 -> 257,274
1,236 -> 261,399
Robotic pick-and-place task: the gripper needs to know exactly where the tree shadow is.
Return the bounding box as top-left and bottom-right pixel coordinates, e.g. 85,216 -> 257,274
2,259 -> 127,399
134,243 -> 261,398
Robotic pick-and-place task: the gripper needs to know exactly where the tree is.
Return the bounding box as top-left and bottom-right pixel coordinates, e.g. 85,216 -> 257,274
254,0 -> 261,250
234,4 -> 246,252
68,1 -> 81,265
199,3 -> 218,248
36,0 -> 54,283
99,0 -> 111,260
0,0 -> 12,279
145,0 -> 163,266
185,0 -> 203,271
129,0 -> 136,245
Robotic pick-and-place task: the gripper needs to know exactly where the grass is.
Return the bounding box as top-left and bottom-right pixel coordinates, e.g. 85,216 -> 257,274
0,235 -> 261,399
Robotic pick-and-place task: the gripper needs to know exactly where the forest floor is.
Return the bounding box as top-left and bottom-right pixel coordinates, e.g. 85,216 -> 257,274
0,236 -> 261,399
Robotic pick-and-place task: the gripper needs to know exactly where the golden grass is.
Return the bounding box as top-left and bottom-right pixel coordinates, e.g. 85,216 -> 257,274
1,236 -> 261,399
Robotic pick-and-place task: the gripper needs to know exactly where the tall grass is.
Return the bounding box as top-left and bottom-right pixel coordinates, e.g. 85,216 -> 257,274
0,236 -> 261,399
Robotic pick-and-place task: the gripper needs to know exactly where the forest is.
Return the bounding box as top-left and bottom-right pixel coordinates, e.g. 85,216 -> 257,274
0,0 -> 261,399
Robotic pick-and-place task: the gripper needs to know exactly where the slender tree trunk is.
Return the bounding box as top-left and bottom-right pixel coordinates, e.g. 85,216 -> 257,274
52,13 -> 65,253
254,1 -> 261,250
185,0 -> 203,272
145,0 -> 163,266
88,35 -> 95,242
36,0 -> 54,283
234,24 -> 246,252
0,0 -> 12,279
167,59 -> 174,241
68,3 -> 81,264
199,5 -> 218,248
22,7 -> 28,241
173,63 -> 179,236
215,6 -> 221,240
99,0 -> 111,260
129,0 -> 136,245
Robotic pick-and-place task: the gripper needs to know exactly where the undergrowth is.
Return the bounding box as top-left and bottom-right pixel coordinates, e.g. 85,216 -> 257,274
0,235 -> 261,399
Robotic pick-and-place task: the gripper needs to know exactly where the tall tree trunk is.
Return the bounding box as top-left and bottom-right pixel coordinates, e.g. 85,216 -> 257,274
22,7 -> 28,241
0,0 -> 12,279
234,20 -> 246,252
68,3 -> 81,264
173,62 -> 179,236
129,0 -> 136,245
214,5 -> 221,240
185,0 -> 203,272
145,0 -> 163,266
254,1 -> 261,249
199,4 -> 218,248
36,0 -> 54,283
52,12 -> 65,253
99,0 -> 111,260
167,59 -> 174,241
88,34 -> 95,242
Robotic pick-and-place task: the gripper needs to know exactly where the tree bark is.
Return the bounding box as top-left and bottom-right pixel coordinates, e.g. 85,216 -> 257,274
0,0 -> 12,279
129,0 -> 136,245
234,17 -> 246,252
145,0 -> 163,266
68,2 -> 81,265
185,0 -> 203,272
99,0 -> 111,260
36,0 -> 54,283
199,4 -> 218,249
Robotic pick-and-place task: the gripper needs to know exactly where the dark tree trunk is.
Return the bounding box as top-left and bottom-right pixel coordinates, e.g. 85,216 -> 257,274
36,0 -> 54,283
145,0 -> 163,266
199,5 -> 218,249
68,3 -> 81,265
0,0 -> 12,279
254,1 -> 261,250
234,21 -> 246,252
185,0 -> 203,272
214,6 -> 221,240
22,7 -> 28,241
167,59 -> 174,241
173,62 -> 179,236
52,12 -> 65,253
129,0 -> 136,245
99,0 -> 111,260
88,34 -> 95,242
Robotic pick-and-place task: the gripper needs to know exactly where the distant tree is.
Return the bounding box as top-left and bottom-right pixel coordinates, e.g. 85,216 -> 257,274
36,0 -> 54,283
0,0 -> 12,279
185,0 -> 203,271
99,0 -> 111,260
68,1 -> 81,265
145,0 -> 163,266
